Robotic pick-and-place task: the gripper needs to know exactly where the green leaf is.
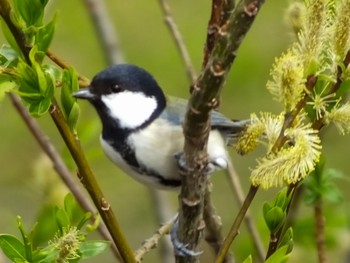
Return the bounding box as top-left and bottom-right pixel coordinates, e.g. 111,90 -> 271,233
265,245 -> 290,263
67,102 -> 80,130
0,20 -> 23,59
64,193 -> 76,221
28,96 -> 51,117
79,240 -> 110,259
36,15 -> 56,53
17,217 -> 32,261
0,234 -> 26,262
0,79 -> 17,101
12,0 -> 45,26
242,255 -> 252,263
61,67 -> 80,129
54,207 -> 71,233
278,227 -> 293,254
264,207 -> 285,234
0,45 -> 19,67
274,188 -> 288,210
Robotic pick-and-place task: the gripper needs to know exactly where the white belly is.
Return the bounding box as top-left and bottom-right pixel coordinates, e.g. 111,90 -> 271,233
100,119 -> 229,189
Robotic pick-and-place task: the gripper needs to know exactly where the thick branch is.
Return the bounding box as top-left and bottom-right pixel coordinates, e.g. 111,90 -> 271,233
177,1 -> 264,262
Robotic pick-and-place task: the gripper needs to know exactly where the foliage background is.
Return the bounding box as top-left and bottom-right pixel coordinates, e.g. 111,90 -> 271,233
0,0 -> 349,262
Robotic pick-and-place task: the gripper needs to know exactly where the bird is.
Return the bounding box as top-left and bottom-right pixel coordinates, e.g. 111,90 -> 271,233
73,64 -> 248,190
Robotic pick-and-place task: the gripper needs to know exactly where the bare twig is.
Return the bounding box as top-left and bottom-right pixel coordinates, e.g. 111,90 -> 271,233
82,0 -> 125,65
8,92 -> 121,260
226,162 -> 265,262
134,216 -> 176,262
215,185 -> 259,263
203,182 -> 234,263
148,190 -> 175,263
315,199 -> 328,263
158,0 -> 197,83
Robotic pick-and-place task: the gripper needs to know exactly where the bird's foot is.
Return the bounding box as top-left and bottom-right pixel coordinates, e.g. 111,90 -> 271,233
174,152 -> 216,175
170,217 -> 203,257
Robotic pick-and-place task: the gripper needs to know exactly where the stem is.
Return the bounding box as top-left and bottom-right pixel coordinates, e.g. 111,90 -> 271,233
158,0 -> 197,83
134,215 -> 176,262
226,162 -> 265,262
315,199 -> 328,263
203,182 -> 234,263
82,0 -> 125,65
215,185 -> 259,263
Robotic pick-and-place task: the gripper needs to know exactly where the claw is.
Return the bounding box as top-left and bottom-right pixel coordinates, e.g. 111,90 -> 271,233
170,217 -> 203,257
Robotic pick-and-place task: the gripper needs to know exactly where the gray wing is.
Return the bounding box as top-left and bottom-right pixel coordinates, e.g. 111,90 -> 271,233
160,96 -> 249,144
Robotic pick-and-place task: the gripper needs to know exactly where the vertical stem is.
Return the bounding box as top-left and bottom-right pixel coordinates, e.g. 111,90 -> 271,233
215,185 -> 259,263
315,199 -> 328,263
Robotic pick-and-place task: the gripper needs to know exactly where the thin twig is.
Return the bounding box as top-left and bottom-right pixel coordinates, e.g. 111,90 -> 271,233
203,182 -> 234,263
315,199 -> 328,263
8,92 -> 121,260
158,0 -> 197,83
82,0 -> 125,65
148,190 -> 175,263
215,185 -> 259,263
226,162 -> 265,262
134,216 -> 176,262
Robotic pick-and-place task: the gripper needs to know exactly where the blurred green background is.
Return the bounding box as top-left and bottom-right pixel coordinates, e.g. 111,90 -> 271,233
0,0 -> 349,262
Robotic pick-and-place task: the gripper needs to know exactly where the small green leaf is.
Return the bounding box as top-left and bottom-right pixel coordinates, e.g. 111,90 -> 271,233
64,193 -> 76,221
278,227 -> 293,254
0,20 -> 23,58
242,254 -> 253,263
12,0 -> 44,26
274,188 -> 288,210
36,15 -> 57,53
67,102 -> 80,129
0,234 -> 26,262
61,67 -> 80,129
265,245 -> 290,263
79,240 -> 110,259
54,207 -> 71,233
28,96 -> 51,117
264,207 -> 285,234
0,80 -> 17,101
17,217 -> 32,261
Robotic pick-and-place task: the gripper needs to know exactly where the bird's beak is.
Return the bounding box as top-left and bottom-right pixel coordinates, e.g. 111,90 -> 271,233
73,87 -> 95,100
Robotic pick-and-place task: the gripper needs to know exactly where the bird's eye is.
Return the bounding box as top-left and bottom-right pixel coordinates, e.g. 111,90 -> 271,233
111,84 -> 122,92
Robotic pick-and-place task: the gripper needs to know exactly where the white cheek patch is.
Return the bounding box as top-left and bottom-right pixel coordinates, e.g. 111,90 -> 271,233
101,91 -> 157,129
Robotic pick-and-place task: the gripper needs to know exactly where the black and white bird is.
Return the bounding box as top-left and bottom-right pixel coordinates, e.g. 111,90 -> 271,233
73,64 -> 247,190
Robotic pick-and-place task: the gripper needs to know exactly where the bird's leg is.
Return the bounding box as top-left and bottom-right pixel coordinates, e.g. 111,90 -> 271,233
174,152 -> 216,175
170,215 -> 203,257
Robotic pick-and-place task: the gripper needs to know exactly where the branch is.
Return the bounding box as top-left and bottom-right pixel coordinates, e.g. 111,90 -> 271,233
177,1 -> 264,262
315,199 -> 328,263
0,1 -> 136,262
226,162 -> 265,262
203,182 -> 234,263
202,0 -> 234,67
158,0 -> 197,83
82,0 -> 125,65
134,216 -> 176,262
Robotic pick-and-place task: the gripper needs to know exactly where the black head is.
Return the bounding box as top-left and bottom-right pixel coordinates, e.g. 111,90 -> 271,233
73,64 -> 167,132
